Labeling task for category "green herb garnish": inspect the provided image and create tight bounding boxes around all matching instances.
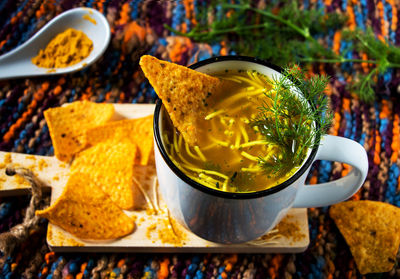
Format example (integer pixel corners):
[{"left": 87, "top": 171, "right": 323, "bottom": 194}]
[
  {"left": 230, "top": 171, "right": 255, "bottom": 192},
  {"left": 165, "top": 0, "right": 400, "bottom": 102},
  {"left": 250, "top": 66, "right": 333, "bottom": 177},
  {"left": 204, "top": 161, "right": 221, "bottom": 172}
]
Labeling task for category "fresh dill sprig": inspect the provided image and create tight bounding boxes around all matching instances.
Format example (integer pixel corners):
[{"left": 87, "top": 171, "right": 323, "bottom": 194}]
[
  {"left": 164, "top": 0, "right": 344, "bottom": 66},
  {"left": 250, "top": 66, "right": 332, "bottom": 177},
  {"left": 165, "top": 0, "right": 400, "bottom": 102},
  {"left": 341, "top": 27, "right": 400, "bottom": 102}
]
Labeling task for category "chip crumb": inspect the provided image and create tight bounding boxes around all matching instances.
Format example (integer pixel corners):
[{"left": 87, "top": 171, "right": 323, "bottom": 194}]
[
  {"left": 25, "top": 155, "right": 36, "bottom": 160},
  {"left": 66, "top": 238, "right": 85, "bottom": 247},
  {"left": 146, "top": 223, "right": 157, "bottom": 239},
  {"left": 145, "top": 215, "right": 187, "bottom": 246},
  {"left": 0, "top": 163, "right": 5, "bottom": 169},
  {"left": 53, "top": 175, "right": 60, "bottom": 181},
  {"left": 260, "top": 215, "right": 305, "bottom": 243},
  {"left": 27, "top": 164, "right": 36, "bottom": 171},
  {"left": 4, "top": 153, "right": 12, "bottom": 164},
  {"left": 146, "top": 208, "right": 157, "bottom": 215},
  {"left": 159, "top": 216, "right": 186, "bottom": 246},
  {"left": 38, "top": 159, "right": 48, "bottom": 171},
  {"left": 49, "top": 229, "right": 84, "bottom": 247},
  {"left": 14, "top": 174, "right": 30, "bottom": 187},
  {"left": 47, "top": 225, "right": 53, "bottom": 240},
  {"left": 55, "top": 230, "right": 66, "bottom": 244},
  {"left": 275, "top": 218, "right": 304, "bottom": 242}
]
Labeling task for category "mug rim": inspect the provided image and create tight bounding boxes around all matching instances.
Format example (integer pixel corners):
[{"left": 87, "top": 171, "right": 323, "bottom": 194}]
[{"left": 153, "top": 55, "right": 320, "bottom": 199}]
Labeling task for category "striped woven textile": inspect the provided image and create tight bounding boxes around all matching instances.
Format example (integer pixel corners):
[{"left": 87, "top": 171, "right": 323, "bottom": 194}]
[{"left": 0, "top": 1, "right": 400, "bottom": 278}]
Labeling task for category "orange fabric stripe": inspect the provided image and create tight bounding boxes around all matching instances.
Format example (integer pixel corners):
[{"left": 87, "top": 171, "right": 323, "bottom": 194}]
[
  {"left": 374, "top": 131, "right": 381, "bottom": 165},
  {"left": 391, "top": 114, "right": 399, "bottom": 162},
  {"left": 333, "top": 112, "right": 341, "bottom": 136},
  {"left": 333, "top": 31, "right": 341, "bottom": 55},
  {"left": 3, "top": 82, "right": 50, "bottom": 142},
  {"left": 379, "top": 100, "right": 390, "bottom": 119},
  {"left": 347, "top": 5, "right": 356, "bottom": 31},
  {"left": 377, "top": 1, "right": 387, "bottom": 40}
]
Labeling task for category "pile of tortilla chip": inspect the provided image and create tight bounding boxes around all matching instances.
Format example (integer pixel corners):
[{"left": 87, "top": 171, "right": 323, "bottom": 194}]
[
  {"left": 140, "top": 55, "right": 221, "bottom": 146},
  {"left": 37, "top": 101, "right": 154, "bottom": 240},
  {"left": 330, "top": 200, "right": 400, "bottom": 274}
]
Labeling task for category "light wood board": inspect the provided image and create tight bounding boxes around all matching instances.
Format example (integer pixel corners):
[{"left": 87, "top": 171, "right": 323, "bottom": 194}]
[{"left": 0, "top": 104, "right": 309, "bottom": 253}]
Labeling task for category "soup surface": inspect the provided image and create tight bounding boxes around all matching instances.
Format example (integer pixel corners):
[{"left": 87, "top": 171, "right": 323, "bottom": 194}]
[{"left": 162, "top": 69, "right": 303, "bottom": 193}]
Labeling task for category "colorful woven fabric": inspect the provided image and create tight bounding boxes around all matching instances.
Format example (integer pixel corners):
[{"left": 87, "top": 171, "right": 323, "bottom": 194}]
[{"left": 1, "top": 0, "right": 400, "bottom": 278}]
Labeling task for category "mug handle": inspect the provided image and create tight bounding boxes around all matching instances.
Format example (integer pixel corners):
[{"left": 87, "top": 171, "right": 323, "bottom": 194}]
[{"left": 293, "top": 135, "right": 369, "bottom": 208}]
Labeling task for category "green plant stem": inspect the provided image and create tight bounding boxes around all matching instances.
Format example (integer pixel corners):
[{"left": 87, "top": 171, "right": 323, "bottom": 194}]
[
  {"left": 300, "top": 57, "right": 400, "bottom": 70},
  {"left": 299, "top": 57, "right": 377, "bottom": 64},
  {"left": 164, "top": 23, "right": 274, "bottom": 39},
  {"left": 354, "top": 33, "right": 382, "bottom": 58},
  {"left": 273, "top": 90, "right": 284, "bottom": 146},
  {"left": 221, "top": 3, "right": 312, "bottom": 40},
  {"left": 163, "top": 24, "right": 190, "bottom": 37},
  {"left": 361, "top": 68, "right": 378, "bottom": 90}
]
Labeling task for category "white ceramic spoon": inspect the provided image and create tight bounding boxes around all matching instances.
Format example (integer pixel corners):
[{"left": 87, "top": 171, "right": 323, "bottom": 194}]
[{"left": 0, "top": 7, "right": 110, "bottom": 79}]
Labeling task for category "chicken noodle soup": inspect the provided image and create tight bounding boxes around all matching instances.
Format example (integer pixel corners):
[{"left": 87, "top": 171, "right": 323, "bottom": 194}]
[{"left": 161, "top": 69, "right": 306, "bottom": 193}]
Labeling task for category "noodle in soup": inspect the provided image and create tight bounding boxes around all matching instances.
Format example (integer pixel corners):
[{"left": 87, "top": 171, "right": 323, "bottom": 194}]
[{"left": 161, "top": 69, "right": 303, "bottom": 193}]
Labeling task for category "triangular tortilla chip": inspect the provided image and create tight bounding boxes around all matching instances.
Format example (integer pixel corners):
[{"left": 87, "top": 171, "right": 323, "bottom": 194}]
[
  {"left": 86, "top": 115, "right": 153, "bottom": 165},
  {"left": 36, "top": 173, "right": 135, "bottom": 240},
  {"left": 70, "top": 139, "right": 138, "bottom": 210},
  {"left": 330, "top": 200, "right": 400, "bottom": 274},
  {"left": 139, "top": 55, "right": 220, "bottom": 146},
  {"left": 44, "top": 101, "right": 114, "bottom": 162}
]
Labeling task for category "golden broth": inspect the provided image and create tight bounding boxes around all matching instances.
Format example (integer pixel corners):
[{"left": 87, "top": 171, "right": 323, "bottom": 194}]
[{"left": 162, "top": 69, "right": 301, "bottom": 193}]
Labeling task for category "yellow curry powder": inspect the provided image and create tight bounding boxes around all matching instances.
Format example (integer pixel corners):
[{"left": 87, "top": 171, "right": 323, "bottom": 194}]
[
  {"left": 83, "top": 14, "right": 97, "bottom": 25},
  {"left": 32, "top": 28, "right": 93, "bottom": 68}
]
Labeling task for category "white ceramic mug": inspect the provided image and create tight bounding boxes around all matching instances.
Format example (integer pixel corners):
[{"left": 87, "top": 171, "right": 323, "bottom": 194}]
[{"left": 153, "top": 56, "right": 368, "bottom": 244}]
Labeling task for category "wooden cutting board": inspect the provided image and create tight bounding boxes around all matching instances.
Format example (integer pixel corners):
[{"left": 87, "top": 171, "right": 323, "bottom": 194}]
[{"left": 0, "top": 104, "right": 309, "bottom": 253}]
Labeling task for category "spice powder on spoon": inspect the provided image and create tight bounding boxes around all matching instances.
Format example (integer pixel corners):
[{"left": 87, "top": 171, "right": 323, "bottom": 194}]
[{"left": 32, "top": 28, "right": 93, "bottom": 69}]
